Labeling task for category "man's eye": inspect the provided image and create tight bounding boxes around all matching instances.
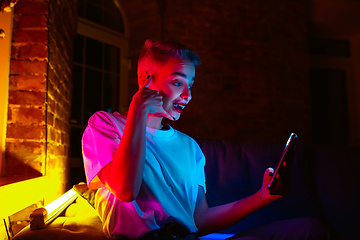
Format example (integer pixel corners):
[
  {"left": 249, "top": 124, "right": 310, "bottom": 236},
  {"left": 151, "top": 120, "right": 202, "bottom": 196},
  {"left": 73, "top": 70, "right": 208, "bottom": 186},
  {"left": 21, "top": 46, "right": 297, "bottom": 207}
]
[
  {"left": 189, "top": 85, "right": 194, "bottom": 90},
  {"left": 172, "top": 81, "right": 182, "bottom": 87}
]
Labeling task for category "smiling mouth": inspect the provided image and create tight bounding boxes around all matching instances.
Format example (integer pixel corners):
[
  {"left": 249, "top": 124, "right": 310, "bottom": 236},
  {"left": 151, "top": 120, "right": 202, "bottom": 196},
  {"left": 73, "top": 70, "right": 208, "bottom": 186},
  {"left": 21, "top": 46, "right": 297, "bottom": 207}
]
[{"left": 173, "top": 103, "right": 185, "bottom": 113}]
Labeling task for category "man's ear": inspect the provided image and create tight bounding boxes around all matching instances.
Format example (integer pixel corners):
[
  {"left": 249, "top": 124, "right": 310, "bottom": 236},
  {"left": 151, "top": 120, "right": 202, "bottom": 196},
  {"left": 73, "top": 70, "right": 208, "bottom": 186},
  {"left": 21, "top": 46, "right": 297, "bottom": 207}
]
[{"left": 139, "top": 71, "right": 149, "bottom": 88}]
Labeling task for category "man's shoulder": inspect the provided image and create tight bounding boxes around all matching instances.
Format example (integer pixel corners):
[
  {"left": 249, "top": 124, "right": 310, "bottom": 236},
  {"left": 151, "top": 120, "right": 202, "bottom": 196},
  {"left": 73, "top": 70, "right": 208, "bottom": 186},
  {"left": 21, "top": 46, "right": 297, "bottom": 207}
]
[{"left": 89, "top": 111, "right": 126, "bottom": 125}]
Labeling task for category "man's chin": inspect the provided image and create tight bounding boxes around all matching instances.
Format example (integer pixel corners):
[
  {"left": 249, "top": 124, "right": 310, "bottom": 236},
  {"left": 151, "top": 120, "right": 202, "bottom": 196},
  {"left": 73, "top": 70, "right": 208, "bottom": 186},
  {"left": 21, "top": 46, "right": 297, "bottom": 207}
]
[
  {"left": 164, "top": 111, "right": 180, "bottom": 121},
  {"left": 165, "top": 114, "right": 180, "bottom": 121}
]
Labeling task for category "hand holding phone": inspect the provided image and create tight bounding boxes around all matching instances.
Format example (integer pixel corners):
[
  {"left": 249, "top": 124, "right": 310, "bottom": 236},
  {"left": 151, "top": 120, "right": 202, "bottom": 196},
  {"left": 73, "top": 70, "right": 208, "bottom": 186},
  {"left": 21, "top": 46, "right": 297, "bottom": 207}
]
[{"left": 267, "top": 133, "right": 298, "bottom": 195}]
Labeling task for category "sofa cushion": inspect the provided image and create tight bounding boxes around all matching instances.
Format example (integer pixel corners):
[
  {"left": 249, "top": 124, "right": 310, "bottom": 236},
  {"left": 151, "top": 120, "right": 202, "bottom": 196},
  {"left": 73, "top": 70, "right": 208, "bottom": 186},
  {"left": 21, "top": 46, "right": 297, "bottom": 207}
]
[{"left": 197, "top": 139, "right": 322, "bottom": 234}]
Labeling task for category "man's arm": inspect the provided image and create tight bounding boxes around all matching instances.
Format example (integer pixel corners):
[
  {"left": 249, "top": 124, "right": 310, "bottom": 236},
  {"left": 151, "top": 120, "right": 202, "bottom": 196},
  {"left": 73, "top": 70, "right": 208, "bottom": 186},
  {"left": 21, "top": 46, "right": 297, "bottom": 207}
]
[
  {"left": 97, "top": 105, "right": 148, "bottom": 202},
  {"left": 97, "top": 76, "right": 167, "bottom": 202},
  {"left": 194, "top": 168, "right": 282, "bottom": 236}
]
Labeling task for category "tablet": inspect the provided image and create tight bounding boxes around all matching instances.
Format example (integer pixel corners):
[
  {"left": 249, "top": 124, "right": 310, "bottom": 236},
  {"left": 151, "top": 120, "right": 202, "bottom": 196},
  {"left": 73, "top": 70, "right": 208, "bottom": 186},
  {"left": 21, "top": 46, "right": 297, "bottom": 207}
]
[{"left": 267, "top": 133, "right": 298, "bottom": 195}]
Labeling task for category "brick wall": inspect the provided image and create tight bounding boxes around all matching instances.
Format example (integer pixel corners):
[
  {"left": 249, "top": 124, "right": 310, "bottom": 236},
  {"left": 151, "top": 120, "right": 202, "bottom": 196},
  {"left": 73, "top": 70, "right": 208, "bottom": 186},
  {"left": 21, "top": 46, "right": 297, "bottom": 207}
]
[
  {"left": 46, "top": 0, "right": 77, "bottom": 196},
  {"left": 124, "top": 0, "right": 311, "bottom": 142},
  {"left": 5, "top": 0, "right": 49, "bottom": 178},
  {"left": 4, "top": 0, "right": 77, "bottom": 199}
]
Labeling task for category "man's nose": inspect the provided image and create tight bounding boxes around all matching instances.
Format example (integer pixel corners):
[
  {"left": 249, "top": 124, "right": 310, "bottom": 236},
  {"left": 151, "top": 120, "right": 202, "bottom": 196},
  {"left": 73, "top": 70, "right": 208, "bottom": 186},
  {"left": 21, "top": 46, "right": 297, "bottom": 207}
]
[{"left": 180, "top": 88, "right": 192, "bottom": 101}]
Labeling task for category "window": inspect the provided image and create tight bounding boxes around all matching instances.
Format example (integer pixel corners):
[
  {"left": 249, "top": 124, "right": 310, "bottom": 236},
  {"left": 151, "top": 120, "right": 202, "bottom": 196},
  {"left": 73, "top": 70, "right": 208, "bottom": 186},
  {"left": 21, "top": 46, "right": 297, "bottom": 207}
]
[
  {"left": 78, "top": 0, "right": 125, "bottom": 34},
  {"left": 71, "top": 36, "right": 121, "bottom": 158},
  {"left": 69, "top": 0, "right": 129, "bottom": 185}
]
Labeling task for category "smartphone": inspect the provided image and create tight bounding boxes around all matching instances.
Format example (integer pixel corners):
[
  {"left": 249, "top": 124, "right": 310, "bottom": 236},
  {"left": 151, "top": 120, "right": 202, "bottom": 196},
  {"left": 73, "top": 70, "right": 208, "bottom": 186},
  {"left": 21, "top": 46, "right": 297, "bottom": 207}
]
[{"left": 267, "top": 133, "right": 298, "bottom": 195}]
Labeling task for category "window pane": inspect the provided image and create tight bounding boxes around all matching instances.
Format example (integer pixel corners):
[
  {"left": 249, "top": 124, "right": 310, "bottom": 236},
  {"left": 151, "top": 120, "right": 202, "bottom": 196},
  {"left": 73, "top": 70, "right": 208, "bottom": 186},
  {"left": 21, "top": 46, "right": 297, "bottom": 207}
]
[
  {"left": 71, "top": 65, "right": 83, "bottom": 124},
  {"left": 78, "top": 0, "right": 85, "bottom": 18},
  {"left": 84, "top": 68, "right": 102, "bottom": 122},
  {"left": 85, "top": 37, "right": 103, "bottom": 69},
  {"left": 73, "top": 35, "right": 84, "bottom": 64},
  {"left": 104, "top": 73, "right": 119, "bottom": 113},
  {"left": 85, "top": 1, "right": 102, "bottom": 25},
  {"left": 104, "top": 44, "right": 120, "bottom": 73},
  {"left": 103, "top": 0, "right": 118, "bottom": 13},
  {"left": 103, "top": 10, "right": 125, "bottom": 33},
  {"left": 78, "top": 0, "right": 125, "bottom": 34}
]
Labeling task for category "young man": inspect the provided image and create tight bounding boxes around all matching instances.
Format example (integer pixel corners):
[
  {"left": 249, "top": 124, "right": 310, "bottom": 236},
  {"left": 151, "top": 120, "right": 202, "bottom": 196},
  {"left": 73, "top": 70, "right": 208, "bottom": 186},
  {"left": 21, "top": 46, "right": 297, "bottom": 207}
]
[{"left": 82, "top": 40, "right": 336, "bottom": 240}]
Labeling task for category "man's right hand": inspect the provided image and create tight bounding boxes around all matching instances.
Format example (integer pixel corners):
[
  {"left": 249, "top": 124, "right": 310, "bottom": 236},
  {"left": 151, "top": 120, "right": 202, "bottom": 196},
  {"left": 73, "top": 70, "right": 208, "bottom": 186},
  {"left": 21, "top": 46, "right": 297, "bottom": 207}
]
[{"left": 130, "top": 75, "right": 173, "bottom": 120}]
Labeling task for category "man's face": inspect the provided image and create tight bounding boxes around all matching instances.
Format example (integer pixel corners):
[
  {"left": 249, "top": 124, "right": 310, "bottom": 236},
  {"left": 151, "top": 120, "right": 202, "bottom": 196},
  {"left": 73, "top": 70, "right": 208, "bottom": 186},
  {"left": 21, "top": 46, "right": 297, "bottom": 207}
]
[{"left": 150, "top": 58, "right": 195, "bottom": 121}]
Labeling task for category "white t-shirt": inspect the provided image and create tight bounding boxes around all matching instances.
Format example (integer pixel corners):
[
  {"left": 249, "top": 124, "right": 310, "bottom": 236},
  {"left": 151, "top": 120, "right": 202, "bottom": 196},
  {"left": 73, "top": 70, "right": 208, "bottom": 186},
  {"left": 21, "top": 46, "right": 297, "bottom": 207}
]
[{"left": 82, "top": 111, "right": 206, "bottom": 239}]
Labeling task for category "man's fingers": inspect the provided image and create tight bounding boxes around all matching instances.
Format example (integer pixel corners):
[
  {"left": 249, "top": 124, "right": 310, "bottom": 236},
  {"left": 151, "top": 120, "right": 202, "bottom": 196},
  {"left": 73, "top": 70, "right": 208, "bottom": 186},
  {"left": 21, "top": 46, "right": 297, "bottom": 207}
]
[
  {"left": 266, "top": 167, "right": 274, "bottom": 177},
  {"left": 142, "top": 90, "right": 161, "bottom": 99},
  {"left": 148, "top": 109, "right": 174, "bottom": 120},
  {"left": 150, "top": 105, "right": 174, "bottom": 120},
  {"left": 263, "top": 167, "right": 274, "bottom": 185},
  {"left": 160, "top": 108, "right": 175, "bottom": 120},
  {"left": 143, "top": 74, "right": 151, "bottom": 88}
]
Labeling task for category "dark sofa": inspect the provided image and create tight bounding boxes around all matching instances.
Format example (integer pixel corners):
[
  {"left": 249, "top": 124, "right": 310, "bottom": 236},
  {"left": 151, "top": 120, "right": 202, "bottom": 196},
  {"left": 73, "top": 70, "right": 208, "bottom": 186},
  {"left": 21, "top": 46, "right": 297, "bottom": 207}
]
[
  {"left": 198, "top": 139, "right": 360, "bottom": 240},
  {"left": 13, "top": 139, "right": 360, "bottom": 240}
]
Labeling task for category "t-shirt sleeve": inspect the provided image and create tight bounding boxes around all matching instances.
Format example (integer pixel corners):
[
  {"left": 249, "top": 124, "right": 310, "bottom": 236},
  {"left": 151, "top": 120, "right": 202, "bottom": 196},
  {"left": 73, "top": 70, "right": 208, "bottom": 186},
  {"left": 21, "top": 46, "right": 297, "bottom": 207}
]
[
  {"left": 82, "top": 111, "right": 121, "bottom": 189},
  {"left": 195, "top": 141, "right": 206, "bottom": 193}
]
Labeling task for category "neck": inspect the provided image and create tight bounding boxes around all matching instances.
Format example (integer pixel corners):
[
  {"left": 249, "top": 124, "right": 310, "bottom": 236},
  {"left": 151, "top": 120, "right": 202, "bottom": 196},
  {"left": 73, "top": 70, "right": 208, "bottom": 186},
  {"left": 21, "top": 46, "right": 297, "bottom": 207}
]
[{"left": 146, "top": 115, "right": 163, "bottom": 129}]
